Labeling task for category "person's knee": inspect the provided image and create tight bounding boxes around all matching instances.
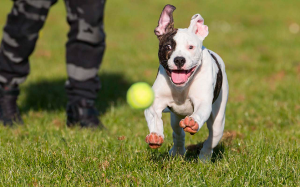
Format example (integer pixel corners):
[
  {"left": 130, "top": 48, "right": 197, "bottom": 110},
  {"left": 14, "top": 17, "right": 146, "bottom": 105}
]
[{"left": 77, "top": 20, "right": 105, "bottom": 45}]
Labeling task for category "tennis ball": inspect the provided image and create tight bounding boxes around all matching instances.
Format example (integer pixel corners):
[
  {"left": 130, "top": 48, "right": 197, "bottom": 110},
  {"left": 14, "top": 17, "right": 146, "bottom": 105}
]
[{"left": 127, "top": 82, "right": 154, "bottom": 110}]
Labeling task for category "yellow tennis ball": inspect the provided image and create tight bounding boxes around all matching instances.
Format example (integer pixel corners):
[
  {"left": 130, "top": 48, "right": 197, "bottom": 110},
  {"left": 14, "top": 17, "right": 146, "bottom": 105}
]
[{"left": 127, "top": 82, "right": 154, "bottom": 110}]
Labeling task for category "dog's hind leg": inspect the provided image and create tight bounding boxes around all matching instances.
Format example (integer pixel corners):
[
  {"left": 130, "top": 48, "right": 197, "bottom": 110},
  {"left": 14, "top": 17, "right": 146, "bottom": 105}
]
[
  {"left": 200, "top": 83, "right": 228, "bottom": 162},
  {"left": 200, "top": 113, "right": 225, "bottom": 162},
  {"left": 169, "top": 112, "right": 186, "bottom": 156}
]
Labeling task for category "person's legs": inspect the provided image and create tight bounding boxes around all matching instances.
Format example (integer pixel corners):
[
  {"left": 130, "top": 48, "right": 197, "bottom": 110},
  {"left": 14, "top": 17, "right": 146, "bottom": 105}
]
[
  {"left": 64, "top": 0, "right": 106, "bottom": 128},
  {"left": 0, "top": 0, "right": 57, "bottom": 125}
]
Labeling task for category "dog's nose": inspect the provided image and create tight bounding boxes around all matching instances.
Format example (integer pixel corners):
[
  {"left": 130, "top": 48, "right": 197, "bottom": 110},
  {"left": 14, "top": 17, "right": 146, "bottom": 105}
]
[{"left": 174, "top": 57, "right": 186, "bottom": 69}]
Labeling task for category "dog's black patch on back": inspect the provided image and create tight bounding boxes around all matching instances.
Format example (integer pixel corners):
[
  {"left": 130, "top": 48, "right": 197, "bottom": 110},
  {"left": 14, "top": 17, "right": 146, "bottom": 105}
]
[
  {"left": 209, "top": 51, "right": 223, "bottom": 104},
  {"left": 157, "top": 29, "right": 177, "bottom": 70}
]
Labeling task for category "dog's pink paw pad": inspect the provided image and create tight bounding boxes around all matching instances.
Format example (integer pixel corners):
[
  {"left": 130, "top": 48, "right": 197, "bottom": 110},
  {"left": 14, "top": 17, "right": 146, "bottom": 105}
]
[
  {"left": 179, "top": 116, "right": 199, "bottom": 135},
  {"left": 145, "top": 133, "right": 164, "bottom": 149}
]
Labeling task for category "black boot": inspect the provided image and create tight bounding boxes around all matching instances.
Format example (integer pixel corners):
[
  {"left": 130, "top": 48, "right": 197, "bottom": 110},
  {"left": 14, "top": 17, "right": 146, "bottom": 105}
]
[
  {"left": 66, "top": 98, "right": 105, "bottom": 129},
  {"left": 0, "top": 84, "right": 23, "bottom": 126}
]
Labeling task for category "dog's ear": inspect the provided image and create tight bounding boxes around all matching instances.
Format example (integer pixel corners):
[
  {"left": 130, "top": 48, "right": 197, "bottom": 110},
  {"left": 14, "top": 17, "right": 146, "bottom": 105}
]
[
  {"left": 188, "top": 14, "right": 209, "bottom": 40},
  {"left": 154, "top": 4, "right": 176, "bottom": 38}
]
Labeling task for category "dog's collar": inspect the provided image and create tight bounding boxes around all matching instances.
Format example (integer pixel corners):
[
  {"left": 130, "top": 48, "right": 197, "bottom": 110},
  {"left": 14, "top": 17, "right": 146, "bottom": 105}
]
[{"left": 208, "top": 50, "right": 223, "bottom": 104}]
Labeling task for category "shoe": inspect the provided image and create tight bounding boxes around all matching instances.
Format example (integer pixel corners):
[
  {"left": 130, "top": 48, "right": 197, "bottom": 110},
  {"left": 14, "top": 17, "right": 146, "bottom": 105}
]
[
  {"left": 66, "top": 98, "right": 105, "bottom": 128},
  {"left": 0, "top": 84, "right": 23, "bottom": 126}
]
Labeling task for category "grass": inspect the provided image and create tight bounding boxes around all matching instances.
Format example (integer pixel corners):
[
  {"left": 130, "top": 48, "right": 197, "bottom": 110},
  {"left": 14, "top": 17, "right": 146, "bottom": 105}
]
[{"left": 0, "top": 0, "right": 300, "bottom": 186}]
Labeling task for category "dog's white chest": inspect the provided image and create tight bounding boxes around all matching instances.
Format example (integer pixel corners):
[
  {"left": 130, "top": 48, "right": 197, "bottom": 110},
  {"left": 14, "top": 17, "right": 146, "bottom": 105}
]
[{"left": 168, "top": 99, "right": 194, "bottom": 116}]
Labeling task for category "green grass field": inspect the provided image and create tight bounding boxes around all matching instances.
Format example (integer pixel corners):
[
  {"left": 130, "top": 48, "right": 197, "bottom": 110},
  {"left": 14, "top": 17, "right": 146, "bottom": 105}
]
[{"left": 0, "top": 0, "right": 300, "bottom": 186}]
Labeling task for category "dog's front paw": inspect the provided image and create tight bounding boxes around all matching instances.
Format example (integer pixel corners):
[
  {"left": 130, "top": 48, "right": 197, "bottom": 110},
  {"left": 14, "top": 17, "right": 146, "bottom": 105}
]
[
  {"left": 179, "top": 116, "right": 199, "bottom": 135},
  {"left": 145, "top": 133, "right": 164, "bottom": 149}
]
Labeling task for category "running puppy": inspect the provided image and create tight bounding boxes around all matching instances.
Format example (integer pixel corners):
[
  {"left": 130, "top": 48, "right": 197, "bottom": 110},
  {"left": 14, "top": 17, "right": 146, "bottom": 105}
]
[{"left": 144, "top": 4, "right": 229, "bottom": 162}]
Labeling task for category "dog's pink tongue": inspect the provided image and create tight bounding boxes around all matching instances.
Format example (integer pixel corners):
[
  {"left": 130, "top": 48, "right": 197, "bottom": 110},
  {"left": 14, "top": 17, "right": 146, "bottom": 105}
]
[{"left": 171, "top": 71, "right": 189, "bottom": 84}]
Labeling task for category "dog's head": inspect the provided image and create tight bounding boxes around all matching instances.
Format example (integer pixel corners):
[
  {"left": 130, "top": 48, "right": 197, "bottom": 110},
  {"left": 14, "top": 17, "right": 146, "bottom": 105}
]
[{"left": 155, "top": 5, "right": 209, "bottom": 87}]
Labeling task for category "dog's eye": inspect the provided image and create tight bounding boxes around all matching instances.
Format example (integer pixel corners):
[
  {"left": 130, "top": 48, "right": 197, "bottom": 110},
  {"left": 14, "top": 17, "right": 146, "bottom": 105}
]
[
  {"left": 189, "top": 45, "right": 194, "bottom": 50},
  {"left": 165, "top": 44, "right": 172, "bottom": 50}
]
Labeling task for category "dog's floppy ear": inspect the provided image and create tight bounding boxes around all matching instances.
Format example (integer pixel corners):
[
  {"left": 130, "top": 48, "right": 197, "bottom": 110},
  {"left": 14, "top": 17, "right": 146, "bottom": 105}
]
[
  {"left": 154, "top": 4, "right": 176, "bottom": 38},
  {"left": 188, "top": 14, "right": 209, "bottom": 40}
]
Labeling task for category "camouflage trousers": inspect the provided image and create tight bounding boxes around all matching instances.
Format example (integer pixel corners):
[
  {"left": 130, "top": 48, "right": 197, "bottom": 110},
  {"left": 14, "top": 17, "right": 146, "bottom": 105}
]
[{"left": 0, "top": 0, "right": 106, "bottom": 101}]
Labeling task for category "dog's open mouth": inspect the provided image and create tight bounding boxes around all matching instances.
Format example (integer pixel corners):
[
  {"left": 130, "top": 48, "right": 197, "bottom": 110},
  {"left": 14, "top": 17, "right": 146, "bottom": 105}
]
[{"left": 165, "top": 66, "right": 197, "bottom": 85}]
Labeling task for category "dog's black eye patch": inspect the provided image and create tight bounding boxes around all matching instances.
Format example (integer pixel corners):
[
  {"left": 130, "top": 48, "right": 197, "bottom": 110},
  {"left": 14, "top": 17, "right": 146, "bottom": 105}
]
[{"left": 158, "top": 30, "right": 177, "bottom": 69}]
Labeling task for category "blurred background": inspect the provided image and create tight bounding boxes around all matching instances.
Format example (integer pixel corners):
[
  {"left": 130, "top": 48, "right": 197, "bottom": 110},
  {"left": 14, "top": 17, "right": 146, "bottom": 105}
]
[{"left": 0, "top": 0, "right": 299, "bottom": 185}]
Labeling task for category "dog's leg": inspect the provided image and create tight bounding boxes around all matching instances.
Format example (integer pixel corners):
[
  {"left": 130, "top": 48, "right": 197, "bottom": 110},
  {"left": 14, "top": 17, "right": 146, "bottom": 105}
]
[
  {"left": 200, "top": 113, "right": 225, "bottom": 162},
  {"left": 179, "top": 98, "right": 212, "bottom": 135},
  {"left": 169, "top": 112, "right": 186, "bottom": 156},
  {"left": 200, "top": 81, "right": 228, "bottom": 162},
  {"left": 144, "top": 101, "right": 167, "bottom": 149}
]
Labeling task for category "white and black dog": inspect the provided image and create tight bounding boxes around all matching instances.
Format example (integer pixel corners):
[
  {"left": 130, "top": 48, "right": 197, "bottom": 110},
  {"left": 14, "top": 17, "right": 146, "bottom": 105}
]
[{"left": 144, "top": 4, "right": 229, "bottom": 162}]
